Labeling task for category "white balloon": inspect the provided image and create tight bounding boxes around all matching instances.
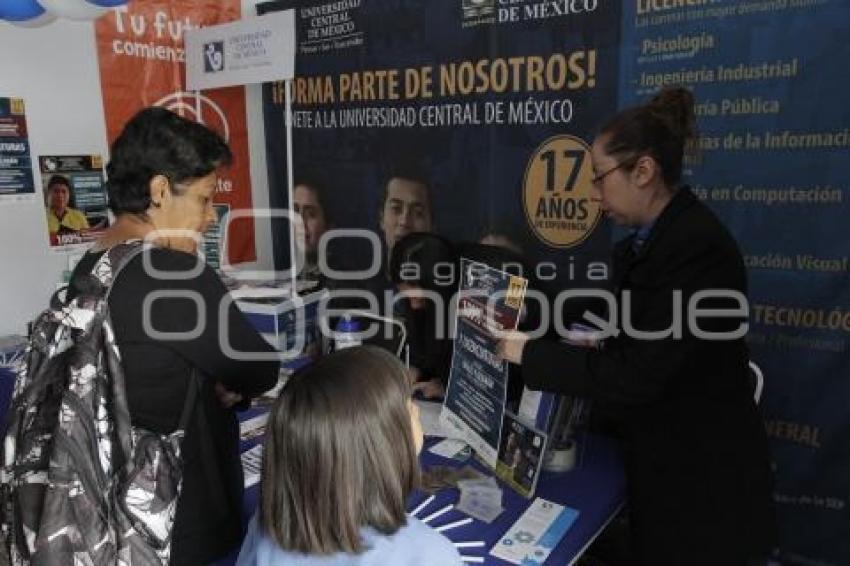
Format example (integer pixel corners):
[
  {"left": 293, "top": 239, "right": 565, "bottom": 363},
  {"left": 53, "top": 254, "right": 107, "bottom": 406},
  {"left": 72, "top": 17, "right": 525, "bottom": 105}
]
[
  {"left": 38, "top": 0, "right": 109, "bottom": 21},
  {"left": 8, "top": 11, "right": 57, "bottom": 27}
]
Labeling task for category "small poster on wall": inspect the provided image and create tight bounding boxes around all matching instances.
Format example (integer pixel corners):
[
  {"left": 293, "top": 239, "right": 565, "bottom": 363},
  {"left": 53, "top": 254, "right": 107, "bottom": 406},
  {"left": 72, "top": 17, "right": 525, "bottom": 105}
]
[
  {"left": 0, "top": 97, "right": 35, "bottom": 203},
  {"left": 39, "top": 155, "right": 109, "bottom": 248}
]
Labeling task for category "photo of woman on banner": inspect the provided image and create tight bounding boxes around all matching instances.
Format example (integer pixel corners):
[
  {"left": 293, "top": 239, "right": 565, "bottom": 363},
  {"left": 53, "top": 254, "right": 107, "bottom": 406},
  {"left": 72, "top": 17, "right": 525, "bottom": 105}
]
[
  {"left": 496, "top": 86, "right": 777, "bottom": 565},
  {"left": 44, "top": 174, "right": 89, "bottom": 239}
]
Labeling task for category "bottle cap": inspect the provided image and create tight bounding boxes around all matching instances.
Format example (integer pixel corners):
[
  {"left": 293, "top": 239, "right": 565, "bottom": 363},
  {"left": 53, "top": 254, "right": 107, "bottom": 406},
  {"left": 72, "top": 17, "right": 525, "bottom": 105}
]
[{"left": 336, "top": 315, "right": 361, "bottom": 332}]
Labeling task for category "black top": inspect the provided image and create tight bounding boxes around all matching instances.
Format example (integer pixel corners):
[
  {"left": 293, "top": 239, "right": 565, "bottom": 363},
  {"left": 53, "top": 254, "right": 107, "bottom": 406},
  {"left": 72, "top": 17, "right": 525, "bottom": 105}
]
[
  {"left": 521, "top": 188, "right": 776, "bottom": 564},
  {"left": 71, "top": 247, "right": 279, "bottom": 565}
]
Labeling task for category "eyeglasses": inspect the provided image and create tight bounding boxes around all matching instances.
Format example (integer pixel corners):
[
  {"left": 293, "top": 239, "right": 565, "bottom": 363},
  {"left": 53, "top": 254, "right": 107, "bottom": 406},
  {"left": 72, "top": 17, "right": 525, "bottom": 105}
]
[{"left": 590, "top": 156, "right": 639, "bottom": 186}]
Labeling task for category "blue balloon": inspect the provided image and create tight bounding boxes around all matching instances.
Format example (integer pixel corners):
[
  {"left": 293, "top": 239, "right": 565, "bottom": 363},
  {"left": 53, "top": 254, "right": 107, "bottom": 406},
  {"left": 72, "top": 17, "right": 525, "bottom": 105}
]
[
  {"left": 0, "top": 0, "right": 46, "bottom": 21},
  {"left": 86, "top": 0, "right": 131, "bottom": 6}
]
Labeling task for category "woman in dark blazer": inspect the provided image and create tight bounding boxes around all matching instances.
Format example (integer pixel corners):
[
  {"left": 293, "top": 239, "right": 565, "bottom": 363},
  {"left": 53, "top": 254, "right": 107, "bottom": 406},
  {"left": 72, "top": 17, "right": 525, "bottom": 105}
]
[{"left": 498, "top": 87, "right": 776, "bottom": 565}]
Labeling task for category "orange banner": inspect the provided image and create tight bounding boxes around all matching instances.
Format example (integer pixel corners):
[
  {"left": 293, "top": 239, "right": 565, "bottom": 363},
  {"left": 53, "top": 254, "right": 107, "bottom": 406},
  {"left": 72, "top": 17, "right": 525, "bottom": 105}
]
[{"left": 95, "top": 0, "right": 256, "bottom": 264}]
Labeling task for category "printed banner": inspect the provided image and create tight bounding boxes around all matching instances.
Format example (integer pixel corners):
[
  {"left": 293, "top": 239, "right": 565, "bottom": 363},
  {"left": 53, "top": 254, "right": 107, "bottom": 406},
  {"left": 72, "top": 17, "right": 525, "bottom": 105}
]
[
  {"left": 259, "top": 0, "right": 621, "bottom": 289},
  {"left": 441, "top": 259, "right": 527, "bottom": 467},
  {"left": 39, "top": 155, "right": 109, "bottom": 248},
  {"left": 0, "top": 97, "right": 35, "bottom": 202},
  {"left": 94, "top": 0, "right": 256, "bottom": 264},
  {"left": 261, "top": 0, "right": 849, "bottom": 560},
  {"left": 619, "top": 2, "right": 850, "bottom": 564}
]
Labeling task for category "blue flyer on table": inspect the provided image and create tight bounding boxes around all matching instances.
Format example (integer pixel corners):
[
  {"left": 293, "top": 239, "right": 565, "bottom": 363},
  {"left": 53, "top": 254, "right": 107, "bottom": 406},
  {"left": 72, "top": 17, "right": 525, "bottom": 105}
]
[{"left": 441, "top": 258, "right": 527, "bottom": 468}]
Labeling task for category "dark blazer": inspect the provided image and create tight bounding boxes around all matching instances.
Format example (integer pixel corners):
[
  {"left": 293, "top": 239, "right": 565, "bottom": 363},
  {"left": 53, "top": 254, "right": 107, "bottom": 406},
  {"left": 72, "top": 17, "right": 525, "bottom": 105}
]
[{"left": 522, "top": 187, "right": 776, "bottom": 565}]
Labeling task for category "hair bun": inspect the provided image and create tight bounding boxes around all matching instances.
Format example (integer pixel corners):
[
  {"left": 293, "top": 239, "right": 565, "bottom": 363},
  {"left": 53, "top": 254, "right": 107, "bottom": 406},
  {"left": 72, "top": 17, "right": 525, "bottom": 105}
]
[{"left": 649, "top": 86, "right": 697, "bottom": 143}]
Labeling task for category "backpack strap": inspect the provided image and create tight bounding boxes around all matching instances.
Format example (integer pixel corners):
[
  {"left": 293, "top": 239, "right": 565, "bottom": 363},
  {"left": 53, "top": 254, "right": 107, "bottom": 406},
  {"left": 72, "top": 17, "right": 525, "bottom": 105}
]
[
  {"left": 87, "top": 240, "right": 152, "bottom": 469},
  {"left": 92, "top": 239, "right": 148, "bottom": 297}
]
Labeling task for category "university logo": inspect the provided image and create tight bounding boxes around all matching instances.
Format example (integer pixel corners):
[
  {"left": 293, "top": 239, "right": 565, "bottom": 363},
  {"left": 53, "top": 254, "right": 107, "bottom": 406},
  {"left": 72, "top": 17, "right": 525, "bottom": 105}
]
[
  {"left": 462, "top": 0, "right": 495, "bottom": 26},
  {"left": 523, "top": 135, "right": 602, "bottom": 249},
  {"left": 203, "top": 41, "right": 225, "bottom": 73},
  {"left": 153, "top": 92, "right": 231, "bottom": 142}
]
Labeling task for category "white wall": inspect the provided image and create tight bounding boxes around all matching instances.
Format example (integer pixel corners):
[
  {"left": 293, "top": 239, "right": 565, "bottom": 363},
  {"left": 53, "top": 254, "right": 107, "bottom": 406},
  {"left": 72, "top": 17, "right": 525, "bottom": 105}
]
[
  {"left": 0, "top": 19, "right": 108, "bottom": 337},
  {"left": 0, "top": 9, "right": 276, "bottom": 337}
]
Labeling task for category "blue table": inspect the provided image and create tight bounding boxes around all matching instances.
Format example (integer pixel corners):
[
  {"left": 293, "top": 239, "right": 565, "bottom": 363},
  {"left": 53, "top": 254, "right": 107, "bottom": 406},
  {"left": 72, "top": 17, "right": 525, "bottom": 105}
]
[
  {"left": 0, "top": 345, "right": 626, "bottom": 565},
  {"left": 238, "top": 409, "right": 625, "bottom": 566}
]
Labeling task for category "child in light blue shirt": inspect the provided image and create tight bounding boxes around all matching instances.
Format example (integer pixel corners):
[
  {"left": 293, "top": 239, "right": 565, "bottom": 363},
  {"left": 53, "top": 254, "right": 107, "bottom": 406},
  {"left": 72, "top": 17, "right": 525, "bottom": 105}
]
[{"left": 237, "top": 346, "right": 462, "bottom": 566}]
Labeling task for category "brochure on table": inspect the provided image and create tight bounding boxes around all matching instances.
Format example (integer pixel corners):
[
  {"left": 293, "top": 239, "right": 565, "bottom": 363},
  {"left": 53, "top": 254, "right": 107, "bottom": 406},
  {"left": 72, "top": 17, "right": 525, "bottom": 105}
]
[
  {"left": 490, "top": 497, "right": 580, "bottom": 565},
  {"left": 441, "top": 258, "right": 527, "bottom": 468}
]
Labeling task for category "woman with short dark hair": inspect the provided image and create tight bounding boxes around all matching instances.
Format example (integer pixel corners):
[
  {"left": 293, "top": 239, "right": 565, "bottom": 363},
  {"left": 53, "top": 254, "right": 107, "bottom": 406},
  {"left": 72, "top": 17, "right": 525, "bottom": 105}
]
[
  {"left": 238, "top": 346, "right": 462, "bottom": 565},
  {"left": 69, "top": 107, "right": 279, "bottom": 564}
]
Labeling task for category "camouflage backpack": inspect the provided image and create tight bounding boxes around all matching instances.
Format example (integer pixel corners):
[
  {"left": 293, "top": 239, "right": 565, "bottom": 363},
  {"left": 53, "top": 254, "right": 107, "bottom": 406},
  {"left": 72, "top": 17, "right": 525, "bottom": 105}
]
[{"left": 1, "top": 241, "right": 198, "bottom": 565}]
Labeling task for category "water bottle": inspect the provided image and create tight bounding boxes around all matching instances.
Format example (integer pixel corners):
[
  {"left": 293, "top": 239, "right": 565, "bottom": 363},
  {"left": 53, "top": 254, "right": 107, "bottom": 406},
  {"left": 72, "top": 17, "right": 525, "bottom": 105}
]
[{"left": 334, "top": 315, "right": 362, "bottom": 351}]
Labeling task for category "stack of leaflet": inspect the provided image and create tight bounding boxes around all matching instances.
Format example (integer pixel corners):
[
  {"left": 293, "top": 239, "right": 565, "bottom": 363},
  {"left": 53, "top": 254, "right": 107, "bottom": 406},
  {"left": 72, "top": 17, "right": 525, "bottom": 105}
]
[
  {"left": 239, "top": 412, "right": 269, "bottom": 442},
  {"left": 455, "top": 477, "right": 503, "bottom": 523},
  {"left": 490, "top": 498, "right": 580, "bottom": 565}
]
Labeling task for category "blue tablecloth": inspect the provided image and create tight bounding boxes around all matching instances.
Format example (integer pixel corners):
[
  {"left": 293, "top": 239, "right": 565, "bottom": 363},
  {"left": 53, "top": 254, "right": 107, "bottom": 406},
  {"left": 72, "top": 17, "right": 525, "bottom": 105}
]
[
  {"left": 238, "top": 409, "right": 625, "bottom": 566},
  {"left": 411, "top": 434, "right": 626, "bottom": 565},
  {"left": 0, "top": 341, "right": 626, "bottom": 565}
]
